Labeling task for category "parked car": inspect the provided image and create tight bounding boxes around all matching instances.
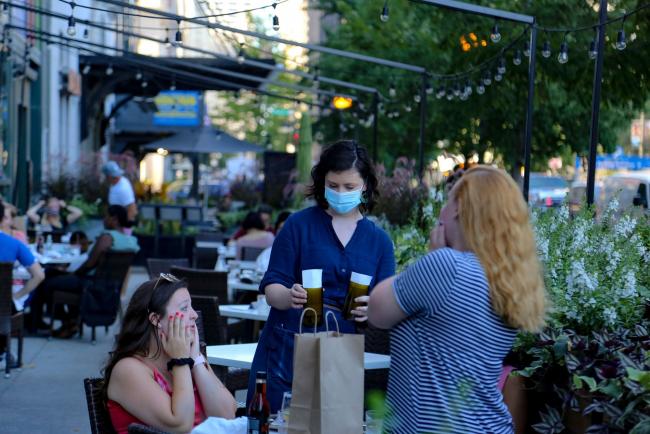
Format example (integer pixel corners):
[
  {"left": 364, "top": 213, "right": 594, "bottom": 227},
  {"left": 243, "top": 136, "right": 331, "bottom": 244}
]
[
  {"left": 598, "top": 171, "right": 650, "bottom": 218},
  {"left": 528, "top": 174, "right": 569, "bottom": 208}
]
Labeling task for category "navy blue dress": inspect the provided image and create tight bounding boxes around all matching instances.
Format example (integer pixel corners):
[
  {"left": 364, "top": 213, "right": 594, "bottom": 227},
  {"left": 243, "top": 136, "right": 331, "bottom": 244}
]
[{"left": 246, "top": 206, "right": 396, "bottom": 412}]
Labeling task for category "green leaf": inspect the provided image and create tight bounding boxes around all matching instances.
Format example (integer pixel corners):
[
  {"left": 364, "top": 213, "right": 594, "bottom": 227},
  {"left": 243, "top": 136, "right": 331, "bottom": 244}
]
[
  {"left": 579, "top": 375, "right": 597, "bottom": 392},
  {"left": 572, "top": 374, "right": 583, "bottom": 390},
  {"left": 627, "top": 368, "right": 650, "bottom": 391},
  {"left": 597, "top": 380, "right": 623, "bottom": 399},
  {"left": 630, "top": 418, "right": 650, "bottom": 434}
]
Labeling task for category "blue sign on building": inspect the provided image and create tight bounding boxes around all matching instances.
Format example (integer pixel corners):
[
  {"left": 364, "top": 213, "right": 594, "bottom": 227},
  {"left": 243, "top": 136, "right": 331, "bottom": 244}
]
[
  {"left": 153, "top": 91, "right": 201, "bottom": 127},
  {"left": 576, "top": 154, "right": 650, "bottom": 171}
]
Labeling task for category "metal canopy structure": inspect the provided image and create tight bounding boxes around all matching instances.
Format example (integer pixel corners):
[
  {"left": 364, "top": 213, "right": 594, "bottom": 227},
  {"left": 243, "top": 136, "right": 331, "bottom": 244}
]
[{"left": 141, "top": 127, "right": 265, "bottom": 155}]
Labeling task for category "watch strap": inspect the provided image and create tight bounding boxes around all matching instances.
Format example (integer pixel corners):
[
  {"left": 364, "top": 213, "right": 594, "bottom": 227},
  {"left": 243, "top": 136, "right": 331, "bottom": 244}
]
[{"left": 167, "top": 357, "right": 194, "bottom": 371}]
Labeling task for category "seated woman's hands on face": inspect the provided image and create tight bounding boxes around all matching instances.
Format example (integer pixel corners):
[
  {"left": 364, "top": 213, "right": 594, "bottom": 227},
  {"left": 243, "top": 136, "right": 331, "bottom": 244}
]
[{"left": 160, "top": 312, "right": 192, "bottom": 360}]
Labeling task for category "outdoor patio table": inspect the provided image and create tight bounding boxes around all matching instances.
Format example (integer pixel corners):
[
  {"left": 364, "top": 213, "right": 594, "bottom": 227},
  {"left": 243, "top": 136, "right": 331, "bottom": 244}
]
[
  {"left": 206, "top": 343, "right": 391, "bottom": 370},
  {"left": 28, "top": 243, "right": 82, "bottom": 265},
  {"left": 219, "top": 304, "right": 270, "bottom": 322}
]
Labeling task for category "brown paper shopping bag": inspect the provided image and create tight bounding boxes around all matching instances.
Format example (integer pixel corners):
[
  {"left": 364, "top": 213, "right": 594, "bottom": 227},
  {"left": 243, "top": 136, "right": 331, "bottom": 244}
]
[{"left": 289, "top": 309, "right": 364, "bottom": 434}]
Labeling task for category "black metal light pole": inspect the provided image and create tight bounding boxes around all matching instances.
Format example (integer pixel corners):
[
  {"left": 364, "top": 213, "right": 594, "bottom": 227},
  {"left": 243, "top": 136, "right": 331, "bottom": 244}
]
[
  {"left": 586, "top": 0, "right": 608, "bottom": 206},
  {"left": 522, "top": 26, "right": 537, "bottom": 202}
]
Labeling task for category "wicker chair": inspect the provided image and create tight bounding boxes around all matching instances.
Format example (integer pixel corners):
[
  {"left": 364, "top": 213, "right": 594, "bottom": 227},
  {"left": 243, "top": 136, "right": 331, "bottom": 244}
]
[
  {"left": 240, "top": 246, "right": 265, "bottom": 261},
  {"left": 192, "top": 247, "right": 219, "bottom": 269},
  {"left": 51, "top": 251, "right": 135, "bottom": 343},
  {"left": 0, "top": 262, "right": 24, "bottom": 378},
  {"left": 127, "top": 424, "right": 171, "bottom": 434},
  {"left": 191, "top": 295, "right": 226, "bottom": 345},
  {"left": 83, "top": 377, "right": 116, "bottom": 434},
  {"left": 195, "top": 232, "right": 225, "bottom": 243},
  {"left": 169, "top": 266, "right": 228, "bottom": 301},
  {"left": 146, "top": 258, "right": 189, "bottom": 280},
  {"left": 361, "top": 325, "right": 391, "bottom": 393}
]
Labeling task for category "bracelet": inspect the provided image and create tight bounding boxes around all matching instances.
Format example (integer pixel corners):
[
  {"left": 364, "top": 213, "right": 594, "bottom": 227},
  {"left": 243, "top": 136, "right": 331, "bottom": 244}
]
[
  {"left": 167, "top": 357, "right": 194, "bottom": 371},
  {"left": 193, "top": 354, "right": 206, "bottom": 368}
]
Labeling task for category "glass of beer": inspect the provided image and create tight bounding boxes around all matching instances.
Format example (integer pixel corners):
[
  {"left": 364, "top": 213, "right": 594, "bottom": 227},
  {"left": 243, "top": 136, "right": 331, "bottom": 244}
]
[
  {"left": 302, "top": 269, "right": 323, "bottom": 327},
  {"left": 343, "top": 272, "right": 373, "bottom": 320}
]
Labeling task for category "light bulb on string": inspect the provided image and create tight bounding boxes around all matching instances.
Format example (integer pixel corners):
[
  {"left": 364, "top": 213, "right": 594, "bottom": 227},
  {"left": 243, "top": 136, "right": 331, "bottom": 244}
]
[
  {"left": 414, "top": 93, "right": 421, "bottom": 103},
  {"left": 476, "top": 83, "right": 486, "bottom": 95},
  {"left": 616, "top": 28, "right": 627, "bottom": 50},
  {"left": 175, "top": 20, "right": 183, "bottom": 45},
  {"left": 494, "top": 72, "right": 503, "bottom": 82},
  {"left": 435, "top": 86, "right": 446, "bottom": 99},
  {"left": 380, "top": 0, "right": 389, "bottom": 22},
  {"left": 460, "top": 92, "right": 469, "bottom": 101},
  {"left": 165, "top": 28, "right": 171, "bottom": 48},
  {"left": 446, "top": 90, "right": 454, "bottom": 101},
  {"left": 497, "top": 57, "right": 506, "bottom": 74},
  {"left": 170, "top": 80, "right": 176, "bottom": 91},
  {"left": 523, "top": 40, "right": 531, "bottom": 58},
  {"left": 542, "top": 39, "right": 551, "bottom": 58},
  {"left": 67, "top": 15, "right": 77, "bottom": 37},
  {"left": 588, "top": 39, "right": 597, "bottom": 60},
  {"left": 141, "top": 80, "right": 148, "bottom": 88},
  {"left": 135, "top": 71, "right": 143, "bottom": 80},
  {"left": 106, "top": 64, "right": 113, "bottom": 76},
  {"left": 82, "top": 64, "right": 91, "bottom": 75},
  {"left": 388, "top": 81, "right": 396, "bottom": 98},
  {"left": 557, "top": 39, "right": 569, "bottom": 64},
  {"left": 83, "top": 28, "right": 89, "bottom": 39},
  {"left": 483, "top": 70, "right": 492, "bottom": 86},
  {"left": 513, "top": 49, "right": 522, "bottom": 65},
  {"left": 237, "top": 43, "right": 246, "bottom": 64},
  {"left": 490, "top": 23, "right": 501, "bottom": 43},
  {"left": 464, "top": 79, "right": 473, "bottom": 96},
  {"left": 425, "top": 81, "right": 433, "bottom": 95},
  {"left": 272, "top": 3, "right": 280, "bottom": 31},
  {"left": 404, "top": 105, "right": 412, "bottom": 112},
  {"left": 453, "top": 82, "right": 461, "bottom": 97}
]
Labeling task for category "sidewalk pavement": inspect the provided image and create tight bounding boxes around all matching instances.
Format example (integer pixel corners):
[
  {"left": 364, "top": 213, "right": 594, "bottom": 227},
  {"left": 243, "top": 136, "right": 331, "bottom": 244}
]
[{"left": 0, "top": 267, "right": 149, "bottom": 434}]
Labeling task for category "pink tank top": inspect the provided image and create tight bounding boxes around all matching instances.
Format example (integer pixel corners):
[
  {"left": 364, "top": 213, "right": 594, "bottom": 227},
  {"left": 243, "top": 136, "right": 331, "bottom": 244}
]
[{"left": 107, "top": 367, "right": 206, "bottom": 434}]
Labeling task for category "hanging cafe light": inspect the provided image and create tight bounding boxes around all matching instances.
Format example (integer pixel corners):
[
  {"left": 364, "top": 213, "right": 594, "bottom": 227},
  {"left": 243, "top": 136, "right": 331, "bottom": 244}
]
[
  {"left": 237, "top": 43, "right": 246, "bottom": 64},
  {"left": 490, "top": 23, "right": 501, "bottom": 43},
  {"left": 558, "top": 34, "right": 569, "bottom": 64},
  {"left": 380, "top": 0, "right": 389, "bottom": 22},
  {"left": 332, "top": 95, "right": 353, "bottom": 110},
  {"left": 272, "top": 3, "right": 280, "bottom": 31}
]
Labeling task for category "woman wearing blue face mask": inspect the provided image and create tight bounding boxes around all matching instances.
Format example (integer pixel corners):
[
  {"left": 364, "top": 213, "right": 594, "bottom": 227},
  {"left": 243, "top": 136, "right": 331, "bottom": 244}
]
[{"left": 247, "top": 140, "right": 396, "bottom": 412}]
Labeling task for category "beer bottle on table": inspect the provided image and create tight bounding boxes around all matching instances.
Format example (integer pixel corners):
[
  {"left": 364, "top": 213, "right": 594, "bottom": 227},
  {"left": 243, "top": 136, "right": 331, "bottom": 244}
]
[{"left": 248, "top": 371, "right": 270, "bottom": 434}]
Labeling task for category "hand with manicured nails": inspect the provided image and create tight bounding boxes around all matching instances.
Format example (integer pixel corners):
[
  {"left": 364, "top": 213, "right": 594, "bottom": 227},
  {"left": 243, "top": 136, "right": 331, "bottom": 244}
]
[
  {"left": 189, "top": 321, "right": 201, "bottom": 359},
  {"left": 160, "top": 312, "right": 192, "bottom": 359},
  {"left": 289, "top": 283, "right": 308, "bottom": 309},
  {"left": 350, "top": 295, "right": 369, "bottom": 322}
]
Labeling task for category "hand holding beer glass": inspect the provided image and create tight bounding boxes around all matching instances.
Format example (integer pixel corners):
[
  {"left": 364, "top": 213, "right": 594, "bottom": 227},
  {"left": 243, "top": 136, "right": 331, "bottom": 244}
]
[
  {"left": 343, "top": 272, "right": 373, "bottom": 322},
  {"left": 301, "top": 269, "right": 323, "bottom": 327}
]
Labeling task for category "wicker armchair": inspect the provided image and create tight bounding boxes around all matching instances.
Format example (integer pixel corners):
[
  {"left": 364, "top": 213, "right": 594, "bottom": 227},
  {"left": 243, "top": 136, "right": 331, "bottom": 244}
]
[
  {"left": 169, "top": 266, "right": 228, "bottom": 301},
  {"left": 146, "top": 258, "right": 189, "bottom": 280},
  {"left": 83, "top": 377, "right": 116, "bottom": 434},
  {"left": 0, "top": 262, "right": 24, "bottom": 378}
]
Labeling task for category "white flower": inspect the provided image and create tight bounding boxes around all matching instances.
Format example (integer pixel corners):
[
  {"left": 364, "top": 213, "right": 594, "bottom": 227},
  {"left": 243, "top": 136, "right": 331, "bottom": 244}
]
[
  {"left": 606, "top": 198, "right": 620, "bottom": 215},
  {"left": 558, "top": 205, "right": 569, "bottom": 223},
  {"left": 423, "top": 203, "right": 433, "bottom": 218},
  {"left": 603, "top": 307, "right": 618, "bottom": 325},
  {"left": 618, "top": 270, "right": 637, "bottom": 298},
  {"left": 435, "top": 190, "right": 444, "bottom": 203},
  {"left": 614, "top": 215, "right": 637, "bottom": 238}
]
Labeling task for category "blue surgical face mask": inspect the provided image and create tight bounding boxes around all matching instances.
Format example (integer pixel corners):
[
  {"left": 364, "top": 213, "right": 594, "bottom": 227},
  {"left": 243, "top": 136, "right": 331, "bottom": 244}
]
[{"left": 325, "top": 187, "right": 363, "bottom": 214}]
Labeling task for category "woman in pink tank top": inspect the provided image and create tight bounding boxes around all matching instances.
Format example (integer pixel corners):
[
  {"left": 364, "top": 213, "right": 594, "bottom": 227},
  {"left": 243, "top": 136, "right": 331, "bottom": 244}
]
[{"left": 102, "top": 275, "right": 237, "bottom": 433}]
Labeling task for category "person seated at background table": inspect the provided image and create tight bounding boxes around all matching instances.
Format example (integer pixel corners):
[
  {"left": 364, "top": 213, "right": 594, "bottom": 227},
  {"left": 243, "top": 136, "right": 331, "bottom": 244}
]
[
  {"left": 1, "top": 202, "right": 27, "bottom": 244},
  {"left": 0, "top": 202, "right": 45, "bottom": 366},
  {"left": 230, "top": 204, "right": 274, "bottom": 240},
  {"left": 232, "top": 211, "right": 275, "bottom": 260},
  {"left": 248, "top": 140, "right": 396, "bottom": 413},
  {"left": 28, "top": 205, "right": 139, "bottom": 337},
  {"left": 368, "top": 165, "right": 546, "bottom": 434},
  {"left": 256, "top": 211, "right": 292, "bottom": 273},
  {"left": 26, "top": 196, "right": 83, "bottom": 232},
  {"left": 103, "top": 274, "right": 236, "bottom": 434}
]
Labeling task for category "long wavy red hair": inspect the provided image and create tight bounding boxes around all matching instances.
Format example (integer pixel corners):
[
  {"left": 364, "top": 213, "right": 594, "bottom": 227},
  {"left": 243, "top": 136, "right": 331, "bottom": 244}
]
[{"left": 453, "top": 166, "right": 547, "bottom": 332}]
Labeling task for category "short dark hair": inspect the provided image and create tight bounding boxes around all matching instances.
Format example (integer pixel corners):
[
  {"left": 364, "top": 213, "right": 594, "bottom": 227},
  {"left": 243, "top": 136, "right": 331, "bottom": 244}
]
[
  {"left": 257, "top": 204, "right": 273, "bottom": 216},
  {"left": 107, "top": 205, "right": 129, "bottom": 228},
  {"left": 307, "top": 140, "right": 378, "bottom": 212},
  {"left": 242, "top": 211, "right": 265, "bottom": 231},
  {"left": 70, "top": 231, "right": 88, "bottom": 244}
]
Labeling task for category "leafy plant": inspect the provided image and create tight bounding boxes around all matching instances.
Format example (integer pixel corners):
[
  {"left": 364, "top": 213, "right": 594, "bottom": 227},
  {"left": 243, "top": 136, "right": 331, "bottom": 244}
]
[{"left": 229, "top": 179, "right": 261, "bottom": 209}]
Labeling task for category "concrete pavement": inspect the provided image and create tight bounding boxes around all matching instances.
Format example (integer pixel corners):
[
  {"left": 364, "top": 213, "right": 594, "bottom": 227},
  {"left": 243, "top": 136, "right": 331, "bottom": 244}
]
[{"left": 0, "top": 267, "right": 149, "bottom": 434}]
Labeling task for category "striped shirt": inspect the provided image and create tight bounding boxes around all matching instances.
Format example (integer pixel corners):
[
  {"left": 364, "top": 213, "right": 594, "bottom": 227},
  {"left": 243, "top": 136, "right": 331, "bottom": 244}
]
[{"left": 385, "top": 248, "right": 516, "bottom": 434}]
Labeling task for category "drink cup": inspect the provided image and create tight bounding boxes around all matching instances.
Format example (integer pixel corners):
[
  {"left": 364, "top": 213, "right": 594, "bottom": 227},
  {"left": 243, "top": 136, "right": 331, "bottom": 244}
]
[
  {"left": 302, "top": 269, "right": 323, "bottom": 327},
  {"left": 343, "top": 272, "right": 372, "bottom": 320}
]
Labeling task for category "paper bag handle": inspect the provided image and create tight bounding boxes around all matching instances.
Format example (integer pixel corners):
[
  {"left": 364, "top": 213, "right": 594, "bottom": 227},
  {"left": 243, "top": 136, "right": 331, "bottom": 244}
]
[
  {"left": 299, "top": 308, "right": 318, "bottom": 335},
  {"left": 325, "top": 311, "right": 340, "bottom": 335}
]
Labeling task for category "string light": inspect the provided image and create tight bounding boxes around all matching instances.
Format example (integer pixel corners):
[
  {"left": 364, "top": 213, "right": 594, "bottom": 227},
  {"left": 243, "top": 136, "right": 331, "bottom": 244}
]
[
  {"left": 67, "top": 14, "right": 76, "bottom": 36},
  {"left": 425, "top": 81, "right": 433, "bottom": 95},
  {"left": 83, "top": 28, "right": 89, "bottom": 39},
  {"left": 558, "top": 36, "right": 569, "bottom": 64},
  {"left": 435, "top": 86, "right": 446, "bottom": 99},
  {"left": 513, "top": 49, "right": 522, "bottom": 65},
  {"left": 388, "top": 81, "right": 396, "bottom": 98},
  {"left": 105, "top": 64, "right": 113, "bottom": 76},
  {"left": 165, "top": 28, "right": 171, "bottom": 47},
  {"left": 174, "top": 20, "right": 183, "bottom": 45},
  {"left": 453, "top": 82, "right": 461, "bottom": 97},
  {"left": 483, "top": 70, "right": 492, "bottom": 86},
  {"left": 523, "top": 40, "right": 531, "bottom": 58},
  {"left": 237, "top": 43, "right": 246, "bottom": 64},
  {"left": 414, "top": 93, "right": 421, "bottom": 103},
  {"left": 497, "top": 57, "right": 506, "bottom": 74},
  {"left": 542, "top": 40, "right": 551, "bottom": 58},
  {"left": 82, "top": 64, "right": 90, "bottom": 75},
  {"left": 616, "top": 22, "right": 627, "bottom": 50},
  {"left": 464, "top": 79, "right": 473, "bottom": 96},
  {"left": 588, "top": 29, "right": 598, "bottom": 60},
  {"left": 490, "top": 23, "right": 501, "bottom": 43},
  {"left": 170, "top": 80, "right": 177, "bottom": 91},
  {"left": 141, "top": 79, "right": 148, "bottom": 88},
  {"left": 380, "top": 0, "right": 389, "bottom": 22},
  {"left": 135, "top": 71, "right": 143, "bottom": 80},
  {"left": 272, "top": 3, "right": 280, "bottom": 31},
  {"left": 446, "top": 89, "right": 454, "bottom": 101},
  {"left": 476, "top": 83, "right": 485, "bottom": 95}
]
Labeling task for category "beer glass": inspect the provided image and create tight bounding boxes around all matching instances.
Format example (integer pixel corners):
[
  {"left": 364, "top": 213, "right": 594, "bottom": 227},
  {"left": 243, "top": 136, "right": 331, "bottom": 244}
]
[
  {"left": 302, "top": 269, "right": 323, "bottom": 327},
  {"left": 343, "top": 272, "right": 373, "bottom": 320}
]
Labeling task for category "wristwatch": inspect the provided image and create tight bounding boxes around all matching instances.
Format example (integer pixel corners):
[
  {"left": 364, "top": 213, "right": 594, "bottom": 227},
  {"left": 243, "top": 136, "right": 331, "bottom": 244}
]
[
  {"left": 167, "top": 357, "right": 194, "bottom": 371},
  {"left": 193, "top": 354, "right": 206, "bottom": 369}
]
